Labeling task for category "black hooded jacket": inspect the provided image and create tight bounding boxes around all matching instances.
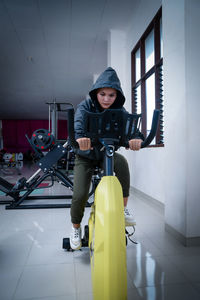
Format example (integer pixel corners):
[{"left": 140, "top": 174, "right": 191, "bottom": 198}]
[{"left": 74, "top": 67, "right": 143, "bottom": 160}]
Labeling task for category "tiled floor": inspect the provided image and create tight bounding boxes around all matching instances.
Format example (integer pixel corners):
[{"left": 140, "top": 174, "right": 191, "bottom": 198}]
[{"left": 0, "top": 164, "right": 200, "bottom": 300}]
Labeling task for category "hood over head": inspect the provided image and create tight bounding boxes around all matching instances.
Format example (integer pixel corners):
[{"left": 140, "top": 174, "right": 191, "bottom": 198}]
[{"left": 89, "top": 67, "right": 125, "bottom": 109}]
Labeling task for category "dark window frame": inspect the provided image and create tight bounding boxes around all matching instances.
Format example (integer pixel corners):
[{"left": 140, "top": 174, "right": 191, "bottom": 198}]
[{"left": 131, "top": 7, "right": 164, "bottom": 147}]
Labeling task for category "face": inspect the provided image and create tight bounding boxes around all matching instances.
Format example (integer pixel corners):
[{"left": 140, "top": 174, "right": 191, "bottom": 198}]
[{"left": 97, "top": 87, "right": 117, "bottom": 109}]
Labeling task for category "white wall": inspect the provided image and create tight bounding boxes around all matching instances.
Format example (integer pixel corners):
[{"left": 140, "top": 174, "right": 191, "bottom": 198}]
[
  {"left": 126, "top": 0, "right": 165, "bottom": 203},
  {"left": 163, "top": 0, "right": 187, "bottom": 236},
  {"left": 185, "top": 0, "right": 200, "bottom": 237},
  {"left": 107, "top": 29, "right": 126, "bottom": 95},
  {"left": 108, "top": 0, "right": 200, "bottom": 240},
  {"left": 108, "top": 0, "right": 164, "bottom": 203},
  {"left": 163, "top": 0, "right": 200, "bottom": 239}
]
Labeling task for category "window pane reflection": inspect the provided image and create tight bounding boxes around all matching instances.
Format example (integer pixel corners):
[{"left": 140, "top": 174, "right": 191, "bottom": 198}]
[
  {"left": 136, "top": 84, "right": 141, "bottom": 114},
  {"left": 145, "top": 29, "right": 154, "bottom": 72},
  {"left": 146, "top": 74, "right": 155, "bottom": 144},
  {"left": 160, "top": 18, "right": 163, "bottom": 58},
  {"left": 135, "top": 48, "right": 141, "bottom": 82}
]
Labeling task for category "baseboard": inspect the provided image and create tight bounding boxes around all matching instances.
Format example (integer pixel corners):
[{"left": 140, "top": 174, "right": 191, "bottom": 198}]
[
  {"left": 131, "top": 186, "right": 165, "bottom": 215},
  {"left": 131, "top": 187, "right": 200, "bottom": 247},
  {"left": 165, "top": 223, "right": 200, "bottom": 247}
]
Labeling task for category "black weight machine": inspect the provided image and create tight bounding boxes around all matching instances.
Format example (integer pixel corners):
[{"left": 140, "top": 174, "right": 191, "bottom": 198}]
[
  {"left": 0, "top": 127, "right": 96, "bottom": 209},
  {"left": 0, "top": 127, "right": 70, "bottom": 209},
  {"left": 0, "top": 102, "right": 97, "bottom": 209}
]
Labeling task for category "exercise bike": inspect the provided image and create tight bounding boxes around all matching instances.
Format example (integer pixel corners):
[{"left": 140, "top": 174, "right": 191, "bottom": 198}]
[{"left": 63, "top": 108, "right": 159, "bottom": 300}]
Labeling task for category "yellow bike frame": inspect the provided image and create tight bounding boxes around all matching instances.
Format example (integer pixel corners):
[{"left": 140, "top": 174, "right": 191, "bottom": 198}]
[
  {"left": 89, "top": 176, "right": 127, "bottom": 300},
  {"left": 66, "top": 107, "right": 159, "bottom": 300}
]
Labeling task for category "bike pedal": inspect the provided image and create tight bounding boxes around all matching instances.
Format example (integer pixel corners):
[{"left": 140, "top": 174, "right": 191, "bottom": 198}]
[
  {"left": 81, "top": 238, "right": 89, "bottom": 247},
  {"left": 125, "top": 227, "right": 138, "bottom": 245},
  {"left": 62, "top": 238, "right": 74, "bottom": 251}
]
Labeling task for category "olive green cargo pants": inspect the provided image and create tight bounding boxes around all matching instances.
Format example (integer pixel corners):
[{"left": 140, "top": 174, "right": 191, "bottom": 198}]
[{"left": 70, "top": 153, "right": 130, "bottom": 224}]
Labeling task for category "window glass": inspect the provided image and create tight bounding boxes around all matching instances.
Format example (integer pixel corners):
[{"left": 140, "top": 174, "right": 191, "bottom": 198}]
[
  {"left": 135, "top": 48, "right": 141, "bottom": 82},
  {"left": 135, "top": 85, "right": 141, "bottom": 114},
  {"left": 146, "top": 73, "right": 155, "bottom": 143},
  {"left": 160, "top": 18, "right": 163, "bottom": 58},
  {"left": 145, "top": 29, "right": 154, "bottom": 72},
  {"left": 131, "top": 8, "right": 163, "bottom": 146}
]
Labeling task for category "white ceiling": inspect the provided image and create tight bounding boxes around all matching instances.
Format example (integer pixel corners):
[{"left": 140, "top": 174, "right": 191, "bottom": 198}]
[{"left": 0, "top": 0, "right": 137, "bottom": 119}]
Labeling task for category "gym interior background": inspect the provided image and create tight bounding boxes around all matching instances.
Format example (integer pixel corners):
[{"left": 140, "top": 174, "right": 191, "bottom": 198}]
[{"left": 0, "top": 1, "right": 200, "bottom": 300}]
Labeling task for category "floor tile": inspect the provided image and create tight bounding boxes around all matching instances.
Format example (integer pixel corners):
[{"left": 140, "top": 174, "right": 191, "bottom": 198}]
[
  {"left": 10, "top": 209, "right": 68, "bottom": 231},
  {"left": 26, "top": 243, "right": 74, "bottom": 265},
  {"left": 74, "top": 261, "right": 92, "bottom": 294},
  {"left": 138, "top": 225, "right": 200, "bottom": 257},
  {"left": 137, "top": 283, "right": 200, "bottom": 300},
  {"left": 73, "top": 247, "right": 91, "bottom": 264},
  {"left": 77, "top": 293, "right": 93, "bottom": 300},
  {"left": 34, "top": 228, "right": 69, "bottom": 246},
  {"left": 0, "top": 265, "right": 24, "bottom": 300},
  {"left": 137, "top": 221, "right": 165, "bottom": 236},
  {"left": 167, "top": 254, "right": 200, "bottom": 282},
  {"left": 0, "top": 229, "right": 37, "bottom": 246},
  {"left": 127, "top": 255, "right": 188, "bottom": 288},
  {"left": 22, "top": 295, "right": 76, "bottom": 300},
  {"left": 127, "top": 273, "right": 142, "bottom": 300},
  {"left": 13, "top": 264, "right": 76, "bottom": 300},
  {"left": 0, "top": 243, "right": 32, "bottom": 267},
  {"left": 126, "top": 235, "right": 164, "bottom": 259},
  {"left": 1, "top": 164, "right": 200, "bottom": 300}
]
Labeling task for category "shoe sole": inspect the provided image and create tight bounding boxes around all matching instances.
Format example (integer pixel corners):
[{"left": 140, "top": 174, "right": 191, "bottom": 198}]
[
  {"left": 125, "top": 222, "right": 136, "bottom": 227},
  {"left": 69, "top": 239, "right": 82, "bottom": 250}
]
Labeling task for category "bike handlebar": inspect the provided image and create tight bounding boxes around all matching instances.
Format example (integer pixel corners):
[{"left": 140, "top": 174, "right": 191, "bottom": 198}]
[
  {"left": 67, "top": 108, "right": 160, "bottom": 149},
  {"left": 141, "top": 109, "right": 160, "bottom": 148}
]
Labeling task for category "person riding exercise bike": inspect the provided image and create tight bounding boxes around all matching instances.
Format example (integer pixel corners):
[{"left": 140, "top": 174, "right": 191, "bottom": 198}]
[{"left": 70, "top": 67, "right": 144, "bottom": 250}]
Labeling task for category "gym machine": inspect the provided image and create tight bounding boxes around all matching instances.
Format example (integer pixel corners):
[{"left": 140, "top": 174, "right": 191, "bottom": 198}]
[
  {"left": 46, "top": 99, "right": 72, "bottom": 142},
  {"left": 0, "top": 102, "right": 97, "bottom": 209},
  {"left": 0, "top": 127, "right": 97, "bottom": 209}
]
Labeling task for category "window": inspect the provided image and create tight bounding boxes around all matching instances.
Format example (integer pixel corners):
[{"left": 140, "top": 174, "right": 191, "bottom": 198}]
[{"left": 131, "top": 7, "right": 163, "bottom": 146}]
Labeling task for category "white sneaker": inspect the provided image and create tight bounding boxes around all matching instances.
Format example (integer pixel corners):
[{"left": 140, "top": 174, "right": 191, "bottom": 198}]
[
  {"left": 70, "top": 226, "right": 82, "bottom": 250},
  {"left": 124, "top": 207, "right": 136, "bottom": 226}
]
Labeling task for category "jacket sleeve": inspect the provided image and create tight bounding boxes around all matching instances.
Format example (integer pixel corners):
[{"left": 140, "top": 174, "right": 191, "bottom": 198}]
[{"left": 74, "top": 100, "right": 91, "bottom": 140}]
